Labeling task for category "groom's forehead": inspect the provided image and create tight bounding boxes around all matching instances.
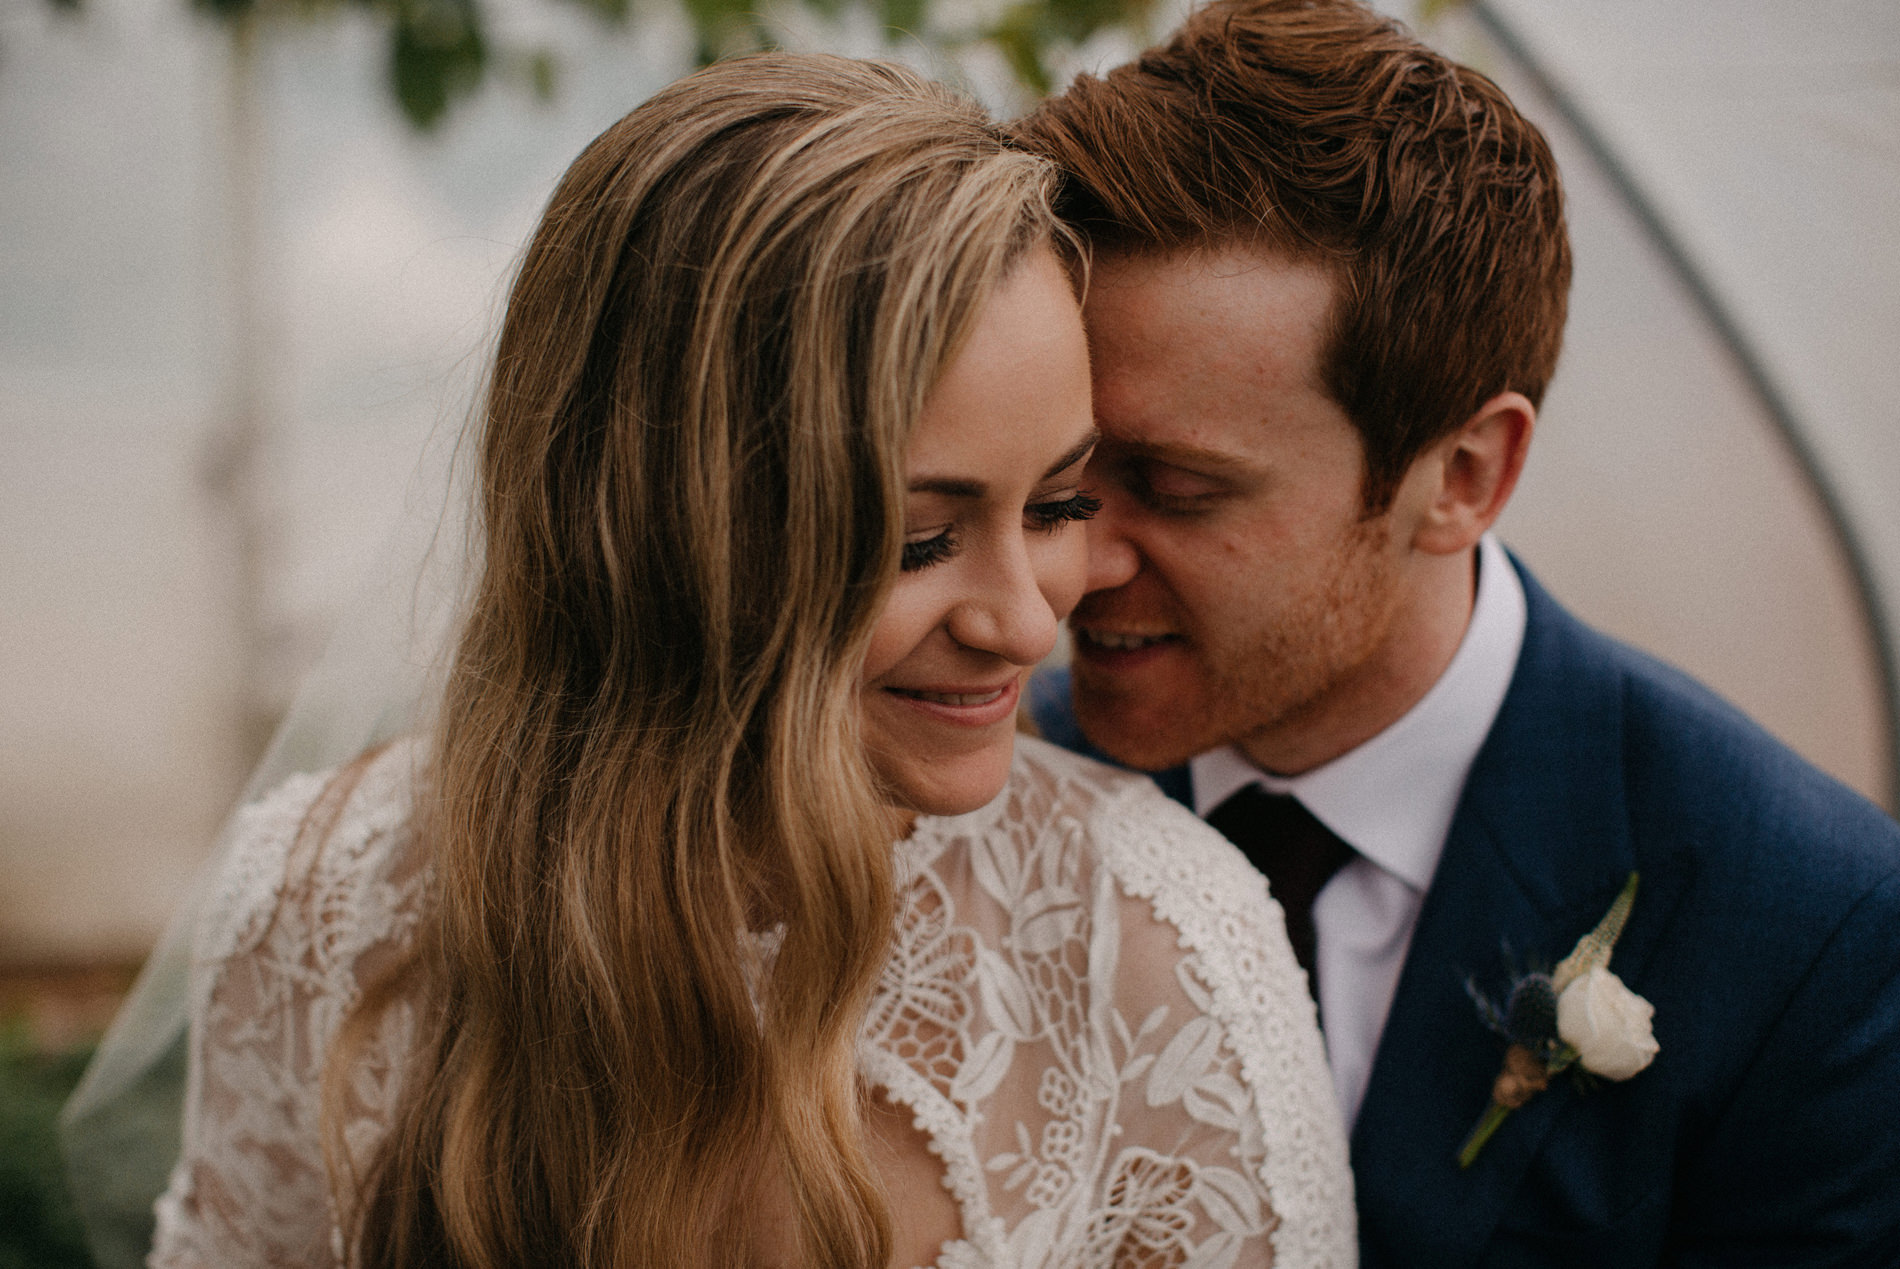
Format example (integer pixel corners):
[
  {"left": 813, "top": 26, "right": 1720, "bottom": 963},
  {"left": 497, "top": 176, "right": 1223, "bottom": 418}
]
[
  {"left": 1084, "top": 243, "right": 1340, "bottom": 344},
  {"left": 1082, "top": 248, "right": 1343, "bottom": 401}
]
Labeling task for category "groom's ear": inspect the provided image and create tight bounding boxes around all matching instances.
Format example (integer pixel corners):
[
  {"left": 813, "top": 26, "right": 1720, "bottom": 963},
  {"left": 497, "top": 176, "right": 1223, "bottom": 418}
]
[{"left": 1408, "top": 391, "right": 1535, "bottom": 556}]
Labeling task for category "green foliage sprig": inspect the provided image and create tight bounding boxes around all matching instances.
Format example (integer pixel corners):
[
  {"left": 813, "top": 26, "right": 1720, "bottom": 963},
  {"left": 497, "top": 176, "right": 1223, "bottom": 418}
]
[
  {"left": 53, "top": 0, "right": 1153, "bottom": 128},
  {"left": 0, "top": 1020, "right": 98, "bottom": 1269}
]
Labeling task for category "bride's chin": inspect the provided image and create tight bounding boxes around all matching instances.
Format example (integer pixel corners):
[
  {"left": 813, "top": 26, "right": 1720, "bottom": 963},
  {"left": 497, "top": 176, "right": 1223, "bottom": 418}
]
[{"left": 871, "top": 737, "right": 1017, "bottom": 827}]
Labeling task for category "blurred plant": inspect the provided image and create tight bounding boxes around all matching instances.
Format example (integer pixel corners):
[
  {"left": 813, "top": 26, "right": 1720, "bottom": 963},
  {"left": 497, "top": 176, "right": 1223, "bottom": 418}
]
[
  {"left": 0, "top": 1019, "right": 97, "bottom": 1269},
  {"left": 42, "top": 0, "right": 1155, "bottom": 129},
  {"left": 687, "top": 0, "right": 1160, "bottom": 95}
]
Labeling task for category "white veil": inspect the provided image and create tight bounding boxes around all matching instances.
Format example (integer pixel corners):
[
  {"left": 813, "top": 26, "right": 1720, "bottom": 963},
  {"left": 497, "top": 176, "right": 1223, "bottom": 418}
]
[{"left": 58, "top": 417, "right": 481, "bottom": 1268}]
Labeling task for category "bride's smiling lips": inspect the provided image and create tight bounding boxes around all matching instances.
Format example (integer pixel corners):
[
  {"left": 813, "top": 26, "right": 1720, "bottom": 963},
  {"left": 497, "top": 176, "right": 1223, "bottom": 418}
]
[{"left": 881, "top": 675, "right": 1023, "bottom": 727}]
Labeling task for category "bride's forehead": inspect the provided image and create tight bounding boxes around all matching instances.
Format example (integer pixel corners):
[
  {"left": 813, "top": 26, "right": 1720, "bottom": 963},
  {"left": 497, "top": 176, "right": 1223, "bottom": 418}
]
[{"left": 903, "top": 251, "right": 1092, "bottom": 488}]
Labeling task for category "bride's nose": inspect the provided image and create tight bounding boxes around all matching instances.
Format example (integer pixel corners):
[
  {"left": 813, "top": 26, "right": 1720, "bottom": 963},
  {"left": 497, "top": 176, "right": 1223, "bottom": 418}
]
[{"left": 944, "top": 542, "right": 1061, "bottom": 667}]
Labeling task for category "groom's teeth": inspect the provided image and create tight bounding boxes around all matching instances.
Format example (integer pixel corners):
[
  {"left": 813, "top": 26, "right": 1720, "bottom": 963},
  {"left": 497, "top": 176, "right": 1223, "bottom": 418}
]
[
  {"left": 1084, "top": 630, "right": 1169, "bottom": 651},
  {"left": 909, "top": 689, "right": 1004, "bottom": 706}
]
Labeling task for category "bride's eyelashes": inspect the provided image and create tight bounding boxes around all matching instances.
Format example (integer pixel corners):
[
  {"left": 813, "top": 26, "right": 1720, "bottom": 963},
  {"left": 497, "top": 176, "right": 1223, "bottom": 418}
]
[
  {"left": 902, "top": 530, "right": 958, "bottom": 572},
  {"left": 899, "top": 491, "right": 1101, "bottom": 574},
  {"left": 1026, "top": 490, "right": 1102, "bottom": 530}
]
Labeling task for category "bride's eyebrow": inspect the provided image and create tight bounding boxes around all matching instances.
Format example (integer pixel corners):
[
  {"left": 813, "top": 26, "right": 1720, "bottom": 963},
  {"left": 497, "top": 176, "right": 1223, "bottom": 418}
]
[
  {"left": 1042, "top": 431, "right": 1100, "bottom": 481},
  {"left": 907, "top": 430, "right": 1100, "bottom": 498}
]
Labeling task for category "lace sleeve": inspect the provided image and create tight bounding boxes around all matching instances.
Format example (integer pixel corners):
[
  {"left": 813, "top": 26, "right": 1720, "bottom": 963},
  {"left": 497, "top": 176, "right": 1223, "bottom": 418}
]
[
  {"left": 148, "top": 748, "right": 427, "bottom": 1269},
  {"left": 1096, "top": 779, "right": 1356, "bottom": 1268},
  {"left": 871, "top": 739, "right": 1355, "bottom": 1269}
]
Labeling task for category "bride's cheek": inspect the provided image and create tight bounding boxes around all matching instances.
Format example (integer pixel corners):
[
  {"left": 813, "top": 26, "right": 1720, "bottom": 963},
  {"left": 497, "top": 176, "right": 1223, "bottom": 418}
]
[
  {"left": 861, "top": 578, "right": 936, "bottom": 685},
  {"left": 1041, "top": 530, "right": 1091, "bottom": 623}
]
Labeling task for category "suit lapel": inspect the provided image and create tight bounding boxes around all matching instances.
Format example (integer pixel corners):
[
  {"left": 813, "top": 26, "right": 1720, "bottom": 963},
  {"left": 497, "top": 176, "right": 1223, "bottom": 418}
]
[{"left": 1350, "top": 564, "right": 1644, "bottom": 1265}]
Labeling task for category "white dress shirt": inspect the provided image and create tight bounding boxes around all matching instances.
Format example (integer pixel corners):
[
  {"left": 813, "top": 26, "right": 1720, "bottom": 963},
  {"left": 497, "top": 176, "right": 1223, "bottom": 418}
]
[{"left": 1189, "top": 533, "right": 1527, "bottom": 1131}]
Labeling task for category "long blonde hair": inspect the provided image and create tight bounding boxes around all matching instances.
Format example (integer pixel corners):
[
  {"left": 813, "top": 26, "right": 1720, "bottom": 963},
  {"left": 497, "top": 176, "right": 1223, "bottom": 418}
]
[{"left": 339, "top": 54, "right": 1061, "bottom": 1267}]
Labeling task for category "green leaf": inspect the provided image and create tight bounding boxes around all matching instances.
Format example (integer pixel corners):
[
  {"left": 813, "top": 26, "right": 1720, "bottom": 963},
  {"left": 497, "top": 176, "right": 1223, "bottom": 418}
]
[
  {"left": 526, "top": 47, "right": 556, "bottom": 102},
  {"left": 878, "top": 0, "right": 926, "bottom": 38},
  {"left": 987, "top": 11, "right": 1051, "bottom": 96},
  {"left": 681, "top": 0, "right": 769, "bottom": 64},
  {"left": 389, "top": 0, "right": 487, "bottom": 129},
  {"left": 191, "top": 0, "right": 254, "bottom": 21}
]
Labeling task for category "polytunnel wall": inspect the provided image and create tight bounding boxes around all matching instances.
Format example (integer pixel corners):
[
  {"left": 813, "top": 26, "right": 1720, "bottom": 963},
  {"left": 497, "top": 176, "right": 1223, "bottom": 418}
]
[{"left": 1434, "top": 0, "right": 1898, "bottom": 808}]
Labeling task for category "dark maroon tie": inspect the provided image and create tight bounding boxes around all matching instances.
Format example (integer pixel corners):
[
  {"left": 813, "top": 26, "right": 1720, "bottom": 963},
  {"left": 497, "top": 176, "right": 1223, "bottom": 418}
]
[{"left": 1205, "top": 787, "right": 1356, "bottom": 1001}]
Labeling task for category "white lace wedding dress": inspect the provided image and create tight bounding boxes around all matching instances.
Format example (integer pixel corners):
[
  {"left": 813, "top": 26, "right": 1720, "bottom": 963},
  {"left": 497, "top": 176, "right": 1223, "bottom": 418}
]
[{"left": 149, "top": 736, "right": 1355, "bottom": 1268}]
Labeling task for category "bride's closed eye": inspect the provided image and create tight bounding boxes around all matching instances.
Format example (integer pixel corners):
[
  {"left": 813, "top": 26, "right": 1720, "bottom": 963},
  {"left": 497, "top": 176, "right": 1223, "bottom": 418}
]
[
  {"left": 902, "top": 529, "right": 958, "bottom": 572},
  {"left": 1026, "top": 490, "right": 1103, "bottom": 531},
  {"left": 899, "top": 489, "right": 1101, "bottom": 573}
]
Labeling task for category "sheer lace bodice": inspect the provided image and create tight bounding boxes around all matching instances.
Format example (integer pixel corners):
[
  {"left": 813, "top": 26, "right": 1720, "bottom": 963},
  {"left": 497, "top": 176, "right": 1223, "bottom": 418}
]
[{"left": 151, "top": 737, "right": 1354, "bottom": 1267}]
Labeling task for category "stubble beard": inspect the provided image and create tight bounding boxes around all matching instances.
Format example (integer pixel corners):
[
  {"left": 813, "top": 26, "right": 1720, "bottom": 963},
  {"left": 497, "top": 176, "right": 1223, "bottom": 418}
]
[{"left": 1075, "top": 514, "right": 1399, "bottom": 773}]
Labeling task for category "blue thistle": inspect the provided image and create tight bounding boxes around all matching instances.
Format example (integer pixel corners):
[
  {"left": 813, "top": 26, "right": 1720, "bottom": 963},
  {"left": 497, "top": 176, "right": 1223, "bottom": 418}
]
[
  {"left": 1467, "top": 966, "right": 1564, "bottom": 1059},
  {"left": 1504, "top": 973, "right": 1559, "bottom": 1048}
]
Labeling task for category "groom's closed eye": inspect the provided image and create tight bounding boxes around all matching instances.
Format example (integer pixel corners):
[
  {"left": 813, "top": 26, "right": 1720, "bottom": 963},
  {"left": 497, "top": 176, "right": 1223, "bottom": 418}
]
[
  {"left": 1100, "top": 455, "right": 1233, "bottom": 514},
  {"left": 1139, "top": 462, "right": 1226, "bottom": 502}
]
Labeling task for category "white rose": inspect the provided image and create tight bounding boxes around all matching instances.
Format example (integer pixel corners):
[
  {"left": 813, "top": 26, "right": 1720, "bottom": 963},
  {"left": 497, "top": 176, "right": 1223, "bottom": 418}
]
[{"left": 1556, "top": 967, "right": 1659, "bottom": 1081}]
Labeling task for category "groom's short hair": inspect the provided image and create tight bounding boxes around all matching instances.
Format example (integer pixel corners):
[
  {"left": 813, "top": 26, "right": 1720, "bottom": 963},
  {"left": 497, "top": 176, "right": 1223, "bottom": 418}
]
[{"left": 1016, "top": 0, "right": 1571, "bottom": 512}]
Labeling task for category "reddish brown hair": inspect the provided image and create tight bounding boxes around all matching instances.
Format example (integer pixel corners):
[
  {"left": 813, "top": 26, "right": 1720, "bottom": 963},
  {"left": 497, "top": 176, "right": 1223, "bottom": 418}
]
[{"left": 1016, "top": 0, "right": 1571, "bottom": 510}]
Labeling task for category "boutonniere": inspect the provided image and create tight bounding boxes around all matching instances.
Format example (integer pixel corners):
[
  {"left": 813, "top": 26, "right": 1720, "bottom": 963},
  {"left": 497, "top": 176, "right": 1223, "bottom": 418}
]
[{"left": 1457, "top": 871, "right": 1658, "bottom": 1168}]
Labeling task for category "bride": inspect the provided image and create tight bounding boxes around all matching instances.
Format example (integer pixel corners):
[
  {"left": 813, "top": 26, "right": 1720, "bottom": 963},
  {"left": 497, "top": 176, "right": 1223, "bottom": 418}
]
[{"left": 144, "top": 53, "right": 1352, "bottom": 1267}]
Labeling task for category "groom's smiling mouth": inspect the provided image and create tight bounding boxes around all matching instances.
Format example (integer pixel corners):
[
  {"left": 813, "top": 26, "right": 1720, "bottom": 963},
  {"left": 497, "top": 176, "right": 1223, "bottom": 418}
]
[{"left": 1073, "top": 626, "right": 1180, "bottom": 654}]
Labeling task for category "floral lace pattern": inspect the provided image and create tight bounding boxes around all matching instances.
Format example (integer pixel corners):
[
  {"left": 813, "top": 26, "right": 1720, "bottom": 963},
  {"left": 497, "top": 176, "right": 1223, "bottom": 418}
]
[{"left": 150, "top": 737, "right": 1354, "bottom": 1268}]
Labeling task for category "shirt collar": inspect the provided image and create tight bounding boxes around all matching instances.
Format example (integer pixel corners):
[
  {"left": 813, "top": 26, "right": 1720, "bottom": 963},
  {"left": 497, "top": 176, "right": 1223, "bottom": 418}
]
[{"left": 1190, "top": 534, "right": 1528, "bottom": 892}]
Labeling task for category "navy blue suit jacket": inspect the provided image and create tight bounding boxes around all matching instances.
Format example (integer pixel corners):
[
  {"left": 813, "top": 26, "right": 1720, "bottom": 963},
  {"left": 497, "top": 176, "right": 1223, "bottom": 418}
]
[{"left": 1030, "top": 561, "right": 1900, "bottom": 1266}]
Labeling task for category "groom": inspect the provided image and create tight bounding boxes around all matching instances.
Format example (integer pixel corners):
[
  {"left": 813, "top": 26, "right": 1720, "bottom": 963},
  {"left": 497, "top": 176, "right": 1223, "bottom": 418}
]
[{"left": 1019, "top": 1, "right": 1900, "bottom": 1263}]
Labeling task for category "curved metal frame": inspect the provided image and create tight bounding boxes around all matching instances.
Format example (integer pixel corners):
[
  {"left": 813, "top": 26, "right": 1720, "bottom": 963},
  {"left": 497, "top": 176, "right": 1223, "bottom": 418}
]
[{"left": 1470, "top": 0, "right": 1900, "bottom": 807}]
